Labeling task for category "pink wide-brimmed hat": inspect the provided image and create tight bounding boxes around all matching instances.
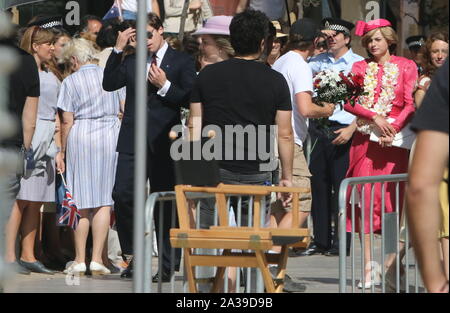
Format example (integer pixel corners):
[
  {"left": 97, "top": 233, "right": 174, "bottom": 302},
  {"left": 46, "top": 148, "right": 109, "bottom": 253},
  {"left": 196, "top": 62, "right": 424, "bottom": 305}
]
[
  {"left": 192, "top": 16, "right": 233, "bottom": 36},
  {"left": 355, "top": 19, "right": 392, "bottom": 36}
]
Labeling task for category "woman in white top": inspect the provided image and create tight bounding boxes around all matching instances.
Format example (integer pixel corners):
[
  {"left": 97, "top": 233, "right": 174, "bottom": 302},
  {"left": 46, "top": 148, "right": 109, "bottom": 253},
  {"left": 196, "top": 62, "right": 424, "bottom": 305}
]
[{"left": 120, "top": 0, "right": 160, "bottom": 20}]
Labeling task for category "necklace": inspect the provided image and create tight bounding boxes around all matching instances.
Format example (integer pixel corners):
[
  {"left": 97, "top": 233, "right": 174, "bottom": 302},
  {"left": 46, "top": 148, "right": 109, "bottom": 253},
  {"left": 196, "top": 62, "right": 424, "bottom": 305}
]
[{"left": 356, "top": 61, "right": 399, "bottom": 134}]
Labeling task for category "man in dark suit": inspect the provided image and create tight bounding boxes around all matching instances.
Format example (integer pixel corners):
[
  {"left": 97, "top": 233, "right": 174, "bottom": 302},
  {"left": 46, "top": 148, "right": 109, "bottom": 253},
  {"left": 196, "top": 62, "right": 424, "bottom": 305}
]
[{"left": 103, "top": 13, "right": 196, "bottom": 279}]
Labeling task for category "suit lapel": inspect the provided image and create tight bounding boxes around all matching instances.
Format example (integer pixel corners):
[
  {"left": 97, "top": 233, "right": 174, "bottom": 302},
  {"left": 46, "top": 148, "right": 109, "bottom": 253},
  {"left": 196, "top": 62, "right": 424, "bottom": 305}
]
[{"left": 160, "top": 46, "right": 174, "bottom": 75}]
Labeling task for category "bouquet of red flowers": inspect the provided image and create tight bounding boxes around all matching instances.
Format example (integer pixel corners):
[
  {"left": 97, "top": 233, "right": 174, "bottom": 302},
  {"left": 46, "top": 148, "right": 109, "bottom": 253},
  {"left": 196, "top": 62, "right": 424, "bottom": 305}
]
[
  {"left": 313, "top": 70, "right": 366, "bottom": 110},
  {"left": 312, "top": 70, "right": 366, "bottom": 137},
  {"left": 338, "top": 71, "right": 366, "bottom": 107}
]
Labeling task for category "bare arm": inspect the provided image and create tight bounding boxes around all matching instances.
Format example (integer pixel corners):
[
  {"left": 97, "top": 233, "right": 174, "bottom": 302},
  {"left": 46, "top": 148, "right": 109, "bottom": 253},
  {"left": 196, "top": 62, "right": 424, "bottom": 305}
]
[
  {"left": 276, "top": 110, "right": 294, "bottom": 183},
  {"left": 295, "top": 91, "right": 335, "bottom": 119},
  {"left": 407, "top": 130, "right": 449, "bottom": 293},
  {"left": 54, "top": 113, "right": 65, "bottom": 173},
  {"left": 331, "top": 119, "right": 357, "bottom": 145},
  {"left": 188, "top": 102, "right": 202, "bottom": 141},
  {"left": 276, "top": 110, "right": 294, "bottom": 206},
  {"left": 54, "top": 113, "right": 62, "bottom": 148},
  {"left": 414, "top": 89, "right": 426, "bottom": 109},
  {"left": 22, "top": 96, "right": 38, "bottom": 150},
  {"left": 152, "top": 0, "right": 160, "bottom": 17},
  {"left": 60, "top": 111, "right": 74, "bottom": 158},
  {"left": 236, "top": 0, "right": 249, "bottom": 14}
]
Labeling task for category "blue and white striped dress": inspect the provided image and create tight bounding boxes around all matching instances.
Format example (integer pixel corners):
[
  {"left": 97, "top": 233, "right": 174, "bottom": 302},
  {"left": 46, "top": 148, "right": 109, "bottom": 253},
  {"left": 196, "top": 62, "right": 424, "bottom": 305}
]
[{"left": 57, "top": 64, "right": 120, "bottom": 210}]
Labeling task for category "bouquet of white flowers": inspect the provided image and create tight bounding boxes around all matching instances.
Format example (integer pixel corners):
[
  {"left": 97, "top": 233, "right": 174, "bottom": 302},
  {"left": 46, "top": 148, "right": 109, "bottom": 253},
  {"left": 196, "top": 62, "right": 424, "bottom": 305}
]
[{"left": 312, "top": 69, "right": 366, "bottom": 136}]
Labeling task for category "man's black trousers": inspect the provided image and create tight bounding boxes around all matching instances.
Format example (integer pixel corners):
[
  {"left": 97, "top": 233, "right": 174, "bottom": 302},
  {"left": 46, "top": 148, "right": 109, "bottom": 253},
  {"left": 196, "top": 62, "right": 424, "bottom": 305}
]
[
  {"left": 112, "top": 149, "right": 181, "bottom": 272},
  {"left": 309, "top": 121, "right": 352, "bottom": 251}
]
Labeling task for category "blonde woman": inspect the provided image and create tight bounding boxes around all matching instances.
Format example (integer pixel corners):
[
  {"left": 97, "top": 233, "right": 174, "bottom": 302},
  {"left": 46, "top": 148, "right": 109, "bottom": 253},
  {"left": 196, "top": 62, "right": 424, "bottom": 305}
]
[
  {"left": 192, "top": 15, "right": 234, "bottom": 70},
  {"left": 344, "top": 19, "right": 418, "bottom": 288},
  {"left": 58, "top": 38, "right": 121, "bottom": 276},
  {"left": 5, "top": 25, "right": 64, "bottom": 274}
]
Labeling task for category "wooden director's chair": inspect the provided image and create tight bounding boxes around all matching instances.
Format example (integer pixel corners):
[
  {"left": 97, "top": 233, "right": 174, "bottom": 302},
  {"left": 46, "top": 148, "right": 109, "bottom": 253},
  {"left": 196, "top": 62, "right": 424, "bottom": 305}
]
[{"left": 170, "top": 183, "right": 310, "bottom": 293}]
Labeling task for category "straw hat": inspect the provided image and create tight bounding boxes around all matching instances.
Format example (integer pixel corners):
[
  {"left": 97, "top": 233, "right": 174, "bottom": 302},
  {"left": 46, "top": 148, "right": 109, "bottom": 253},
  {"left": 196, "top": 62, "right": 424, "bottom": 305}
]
[{"left": 272, "top": 21, "right": 288, "bottom": 38}]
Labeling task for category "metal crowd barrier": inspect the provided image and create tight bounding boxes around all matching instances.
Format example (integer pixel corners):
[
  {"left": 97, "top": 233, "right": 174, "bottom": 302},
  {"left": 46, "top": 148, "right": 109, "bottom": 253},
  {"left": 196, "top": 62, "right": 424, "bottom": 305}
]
[
  {"left": 139, "top": 191, "right": 271, "bottom": 293},
  {"left": 338, "top": 174, "right": 424, "bottom": 293}
]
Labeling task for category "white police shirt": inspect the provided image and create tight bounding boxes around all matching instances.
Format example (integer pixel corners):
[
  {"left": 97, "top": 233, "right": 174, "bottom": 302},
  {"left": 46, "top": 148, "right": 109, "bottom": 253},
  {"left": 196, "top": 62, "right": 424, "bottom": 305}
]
[{"left": 309, "top": 49, "right": 364, "bottom": 125}]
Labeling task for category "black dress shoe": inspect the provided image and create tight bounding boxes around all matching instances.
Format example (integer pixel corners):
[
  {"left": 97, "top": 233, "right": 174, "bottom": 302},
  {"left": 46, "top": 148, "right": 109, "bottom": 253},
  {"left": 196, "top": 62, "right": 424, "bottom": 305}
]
[
  {"left": 300, "top": 243, "right": 325, "bottom": 256},
  {"left": 324, "top": 247, "right": 351, "bottom": 257},
  {"left": 152, "top": 270, "right": 172, "bottom": 283},
  {"left": 120, "top": 260, "right": 133, "bottom": 279},
  {"left": 269, "top": 267, "right": 307, "bottom": 293},
  {"left": 324, "top": 247, "right": 339, "bottom": 256},
  {"left": 289, "top": 248, "right": 305, "bottom": 257},
  {"left": 19, "top": 260, "right": 54, "bottom": 274}
]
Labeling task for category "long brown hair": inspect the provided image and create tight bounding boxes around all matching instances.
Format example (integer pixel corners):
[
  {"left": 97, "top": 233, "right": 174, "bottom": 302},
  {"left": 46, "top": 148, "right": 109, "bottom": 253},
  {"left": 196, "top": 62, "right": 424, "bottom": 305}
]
[
  {"left": 20, "top": 26, "right": 55, "bottom": 70},
  {"left": 48, "top": 28, "right": 72, "bottom": 81},
  {"left": 421, "top": 31, "right": 449, "bottom": 78}
]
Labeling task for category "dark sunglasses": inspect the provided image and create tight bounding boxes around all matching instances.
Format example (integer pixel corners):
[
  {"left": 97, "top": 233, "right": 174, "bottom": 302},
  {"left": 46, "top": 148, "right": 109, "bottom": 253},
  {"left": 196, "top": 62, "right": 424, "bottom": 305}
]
[{"left": 147, "top": 29, "right": 157, "bottom": 39}]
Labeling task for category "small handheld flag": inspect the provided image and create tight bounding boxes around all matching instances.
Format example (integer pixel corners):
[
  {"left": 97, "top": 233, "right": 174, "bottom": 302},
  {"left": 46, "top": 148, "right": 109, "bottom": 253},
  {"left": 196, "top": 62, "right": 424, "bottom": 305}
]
[{"left": 58, "top": 173, "right": 81, "bottom": 230}]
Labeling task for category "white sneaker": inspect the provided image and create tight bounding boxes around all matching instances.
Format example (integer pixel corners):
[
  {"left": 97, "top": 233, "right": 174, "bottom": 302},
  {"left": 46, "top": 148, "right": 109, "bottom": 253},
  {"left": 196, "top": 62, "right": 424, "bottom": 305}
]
[
  {"left": 63, "top": 261, "right": 86, "bottom": 276},
  {"left": 357, "top": 270, "right": 381, "bottom": 289},
  {"left": 357, "top": 279, "right": 382, "bottom": 289},
  {"left": 89, "top": 261, "right": 111, "bottom": 276}
]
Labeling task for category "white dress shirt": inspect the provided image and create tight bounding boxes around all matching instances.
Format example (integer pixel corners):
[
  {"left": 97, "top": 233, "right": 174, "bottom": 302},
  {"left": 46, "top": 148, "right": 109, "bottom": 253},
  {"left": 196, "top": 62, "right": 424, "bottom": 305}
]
[
  {"left": 147, "top": 41, "right": 171, "bottom": 97},
  {"left": 114, "top": 41, "right": 171, "bottom": 97}
]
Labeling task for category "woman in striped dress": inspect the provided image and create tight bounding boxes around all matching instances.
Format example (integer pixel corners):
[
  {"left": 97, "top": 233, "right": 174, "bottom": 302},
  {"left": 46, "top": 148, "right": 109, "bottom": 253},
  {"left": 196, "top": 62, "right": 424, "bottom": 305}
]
[
  {"left": 5, "top": 26, "right": 64, "bottom": 275},
  {"left": 58, "top": 38, "right": 121, "bottom": 276}
]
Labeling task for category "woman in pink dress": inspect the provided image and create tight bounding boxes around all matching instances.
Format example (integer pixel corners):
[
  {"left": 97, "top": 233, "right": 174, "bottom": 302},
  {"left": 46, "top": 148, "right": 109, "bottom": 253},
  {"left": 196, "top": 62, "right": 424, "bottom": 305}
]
[{"left": 344, "top": 19, "right": 418, "bottom": 288}]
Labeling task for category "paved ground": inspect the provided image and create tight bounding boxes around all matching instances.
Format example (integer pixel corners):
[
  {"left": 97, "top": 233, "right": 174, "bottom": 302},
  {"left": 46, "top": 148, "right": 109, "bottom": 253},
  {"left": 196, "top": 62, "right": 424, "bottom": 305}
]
[{"left": 3, "top": 237, "right": 425, "bottom": 293}]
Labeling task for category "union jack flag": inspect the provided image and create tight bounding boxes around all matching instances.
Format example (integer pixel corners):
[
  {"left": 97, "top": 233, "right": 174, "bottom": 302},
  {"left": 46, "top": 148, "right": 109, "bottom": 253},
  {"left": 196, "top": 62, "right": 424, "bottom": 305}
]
[{"left": 58, "top": 186, "right": 81, "bottom": 230}]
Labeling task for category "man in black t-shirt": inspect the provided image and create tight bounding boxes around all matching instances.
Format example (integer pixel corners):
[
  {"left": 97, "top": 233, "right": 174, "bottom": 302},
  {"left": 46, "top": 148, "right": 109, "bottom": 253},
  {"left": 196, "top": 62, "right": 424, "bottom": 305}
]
[
  {"left": 188, "top": 9, "right": 296, "bottom": 292},
  {"left": 408, "top": 58, "right": 449, "bottom": 293},
  {"left": 190, "top": 10, "right": 294, "bottom": 186},
  {"left": 0, "top": 36, "right": 39, "bottom": 275}
]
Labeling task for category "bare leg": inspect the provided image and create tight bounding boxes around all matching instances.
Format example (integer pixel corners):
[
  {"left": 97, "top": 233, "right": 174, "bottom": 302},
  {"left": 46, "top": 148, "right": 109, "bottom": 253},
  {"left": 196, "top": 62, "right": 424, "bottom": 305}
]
[
  {"left": 363, "top": 234, "right": 373, "bottom": 281},
  {"left": 102, "top": 239, "right": 110, "bottom": 266},
  {"left": 385, "top": 242, "right": 406, "bottom": 273},
  {"left": 271, "top": 211, "right": 309, "bottom": 253},
  {"left": 227, "top": 267, "right": 237, "bottom": 293},
  {"left": 4, "top": 200, "right": 25, "bottom": 263},
  {"left": 361, "top": 234, "right": 384, "bottom": 282},
  {"left": 74, "top": 210, "right": 90, "bottom": 264},
  {"left": 20, "top": 202, "right": 43, "bottom": 262},
  {"left": 90, "top": 206, "right": 111, "bottom": 264},
  {"left": 441, "top": 237, "right": 449, "bottom": 280}
]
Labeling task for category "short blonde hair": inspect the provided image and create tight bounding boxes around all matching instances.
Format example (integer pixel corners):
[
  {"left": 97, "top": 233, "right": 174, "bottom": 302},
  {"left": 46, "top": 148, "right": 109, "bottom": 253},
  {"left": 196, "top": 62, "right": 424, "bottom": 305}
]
[
  {"left": 362, "top": 26, "right": 398, "bottom": 55},
  {"left": 60, "top": 38, "right": 98, "bottom": 65}
]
